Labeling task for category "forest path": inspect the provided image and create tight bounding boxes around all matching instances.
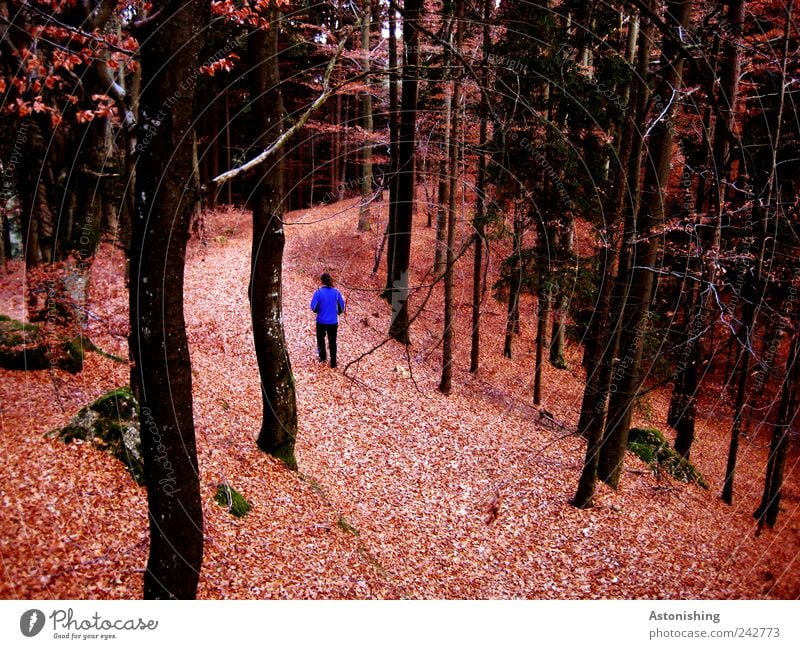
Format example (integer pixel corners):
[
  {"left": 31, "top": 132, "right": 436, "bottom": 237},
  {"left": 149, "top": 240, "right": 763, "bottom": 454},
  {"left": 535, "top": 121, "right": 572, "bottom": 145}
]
[{"left": 1, "top": 199, "right": 797, "bottom": 599}]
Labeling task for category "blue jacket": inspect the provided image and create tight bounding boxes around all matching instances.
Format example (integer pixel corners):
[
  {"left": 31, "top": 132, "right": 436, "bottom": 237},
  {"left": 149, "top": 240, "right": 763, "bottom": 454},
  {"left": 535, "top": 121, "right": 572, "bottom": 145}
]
[{"left": 310, "top": 286, "right": 345, "bottom": 325}]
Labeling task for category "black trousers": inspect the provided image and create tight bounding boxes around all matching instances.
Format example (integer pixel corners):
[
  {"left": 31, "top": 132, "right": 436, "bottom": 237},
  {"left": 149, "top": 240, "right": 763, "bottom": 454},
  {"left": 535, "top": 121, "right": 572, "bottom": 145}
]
[{"left": 316, "top": 323, "right": 338, "bottom": 367}]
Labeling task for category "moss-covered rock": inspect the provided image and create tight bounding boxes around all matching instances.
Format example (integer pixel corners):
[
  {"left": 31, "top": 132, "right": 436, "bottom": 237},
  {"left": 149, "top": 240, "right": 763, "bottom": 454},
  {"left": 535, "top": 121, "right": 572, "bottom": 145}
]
[
  {"left": 0, "top": 315, "right": 87, "bottom": 373},
  {"left": 48, "top": 387, "right": 145, "bottom": 484},
  {"left": 0, "top": 316, "right": 48, "bottom": 369},
  {"left": 214, "top": 483, "right": 252, "bottom": 518},
  {"left": 628, "top": 427, "right": 708, "bottom": 489}
]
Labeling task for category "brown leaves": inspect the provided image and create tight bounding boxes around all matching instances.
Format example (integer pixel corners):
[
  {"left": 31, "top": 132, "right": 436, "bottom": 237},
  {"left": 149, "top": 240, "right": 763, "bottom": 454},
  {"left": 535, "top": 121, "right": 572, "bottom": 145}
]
[{"left": 1, "top": 203, "right": 799, "bottom": 599}]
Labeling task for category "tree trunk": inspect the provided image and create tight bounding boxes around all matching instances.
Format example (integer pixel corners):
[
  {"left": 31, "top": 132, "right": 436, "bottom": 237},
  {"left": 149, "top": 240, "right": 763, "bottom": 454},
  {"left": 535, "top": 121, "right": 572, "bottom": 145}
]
[
  {"left": 434, "top": 19, "right": 453, "bottom": 276},
  {"left": 388, "top": 0, "right": 422, "bottom": 344},
  {"left": 130, "top": 0, "right": 208, "bottom": 599},
  {"left": 358, "top": 1, "right": 373, "bottom": 232},
  {"left": 439, "top": 0, "right": 464, "bottom": 395},
  {"left": 754, "top": 330, "right": 799, "bottom": 529},
  {"left": 470, "top": 0, "right": 491, "bottom": 375},
  {"left": 533, "top": 286, "right": 551, "bottom": 406},
  {"left": 598, "top": 0, "right": 692, "bottom": 489},
  {"left": 671, "top": 0, "right": 744, "bottom": 459},
  {"left": 503, "top": 204, "right": 522, "bottom": 358},
  {"left": 549, "top": 212, "right": 573, "bottom": 369},
  {"left": 572, "top": 6, "right": 653, "bottom": 508},
  {"left": 384, "top": 3, "right": 400, "bottom": 296},
  {"left": 723, "top": 0, "right": 792, "bottom": 505},
  {"left": 248, "top": 2, "right": 298, "bottom": 469}
]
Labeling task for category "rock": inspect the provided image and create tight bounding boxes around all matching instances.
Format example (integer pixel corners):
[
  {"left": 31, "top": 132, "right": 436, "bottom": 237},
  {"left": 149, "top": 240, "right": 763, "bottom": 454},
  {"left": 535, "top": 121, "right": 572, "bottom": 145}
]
[
  {"left": 628, "top": 427, "right": 708, "bottom": 489},
  {"left": 0, "top": 315, "right": 86, "bottom": 373},
  {"left": 48, "top": 387, "right": 145, "bottom": 485}
]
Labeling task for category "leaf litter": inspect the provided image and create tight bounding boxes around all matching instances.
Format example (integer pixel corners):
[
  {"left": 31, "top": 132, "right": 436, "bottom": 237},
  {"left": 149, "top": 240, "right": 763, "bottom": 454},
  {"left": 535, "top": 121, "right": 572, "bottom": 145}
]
[{"left": 0, "top": 198, "right": 797, "bottom": 599}]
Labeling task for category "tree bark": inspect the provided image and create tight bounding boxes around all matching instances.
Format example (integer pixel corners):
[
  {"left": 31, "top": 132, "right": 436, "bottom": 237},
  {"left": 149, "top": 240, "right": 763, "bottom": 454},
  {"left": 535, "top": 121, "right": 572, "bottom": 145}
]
[
  {"left": 130, "top": 0, "right": 208, "bottom": 599},
  {"left": 384, "top": 3, "right": 400, "bottom": 296},
  {"left": 755, "top": 329, "right": 799, "bottom": 529},
  {"left": 358, "top": 1, "right": 373, "bottom": 232},
  {"left": 247, "top": 2, "right": 298, "bottom": 469},
  {"left": 388, "top": 0, "right": 422, "bottom": 344},
  {"left": 598, "top": 0, "right": 692, "bottom": 489},
  {"left": 439, "top": 0, "right": 464, "bottom": 395},
  {"left": 470, "top": 0, "right": 492, "bottom": 375},
  {"left": 572, "top": 5, "right": 654, "bottom": 508},
  {"left": 671, "top": 0, "right": 744, "bottom": 459}
]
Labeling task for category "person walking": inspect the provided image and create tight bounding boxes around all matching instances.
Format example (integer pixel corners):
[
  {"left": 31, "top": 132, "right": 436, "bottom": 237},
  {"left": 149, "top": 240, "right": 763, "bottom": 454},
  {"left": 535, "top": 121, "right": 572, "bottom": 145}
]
[{"left": 310, "top": 272, "right": 346, "bottom": 368}]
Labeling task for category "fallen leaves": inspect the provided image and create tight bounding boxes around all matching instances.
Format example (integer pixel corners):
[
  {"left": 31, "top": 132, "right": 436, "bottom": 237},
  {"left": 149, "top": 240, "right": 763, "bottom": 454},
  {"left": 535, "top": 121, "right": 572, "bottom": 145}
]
[{"left": 0, "top": 199, "right": 798, "bottom": 600}]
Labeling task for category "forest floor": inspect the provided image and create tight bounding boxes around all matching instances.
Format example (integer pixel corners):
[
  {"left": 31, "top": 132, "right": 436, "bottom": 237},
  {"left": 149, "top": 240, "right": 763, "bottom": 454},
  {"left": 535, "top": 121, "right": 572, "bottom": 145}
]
[{"left": 1, "top": 196, "right": 799, "bottom": 599}]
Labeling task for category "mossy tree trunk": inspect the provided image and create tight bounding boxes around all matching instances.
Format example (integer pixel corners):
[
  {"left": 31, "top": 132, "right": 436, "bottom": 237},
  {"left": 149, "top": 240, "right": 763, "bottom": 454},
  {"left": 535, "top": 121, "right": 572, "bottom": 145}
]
[
  {"left": 130, "top": 0, "right": 208, "bottom": 600},
  {"left": 247, "top": 1, "right": 298, "bottom": 469}
]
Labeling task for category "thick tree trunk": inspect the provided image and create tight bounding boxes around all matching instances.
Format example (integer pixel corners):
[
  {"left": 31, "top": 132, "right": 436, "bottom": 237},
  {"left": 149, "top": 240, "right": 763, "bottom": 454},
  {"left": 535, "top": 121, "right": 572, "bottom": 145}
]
[
  {"left": 439, "top": 0, "right": 464, "bottom": 395},
  {"left": 388, "top": 0, "right": 422, "bottom": 344},
  {"left": 130, "top": 0, "right": 208, "bottom": 599},
  {"left": 598, "top": 0, "right": 692, "bottom": 489},
  {"left": 248, "top": 3, "right": 298, "bottom": 469}
]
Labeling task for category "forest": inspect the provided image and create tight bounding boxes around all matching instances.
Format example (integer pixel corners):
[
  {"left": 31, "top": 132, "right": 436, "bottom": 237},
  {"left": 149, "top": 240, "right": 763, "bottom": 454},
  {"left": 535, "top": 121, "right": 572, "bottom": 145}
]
[{"left": 0, "top": 0, "right": 798, "bottom": 601}]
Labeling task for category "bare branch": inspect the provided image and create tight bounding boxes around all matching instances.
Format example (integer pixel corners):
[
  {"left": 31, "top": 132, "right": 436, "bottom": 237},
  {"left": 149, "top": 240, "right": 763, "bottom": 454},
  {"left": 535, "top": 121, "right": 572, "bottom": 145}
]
[{"left": 209, "top": 23, "right": 361, "bottom": 188}]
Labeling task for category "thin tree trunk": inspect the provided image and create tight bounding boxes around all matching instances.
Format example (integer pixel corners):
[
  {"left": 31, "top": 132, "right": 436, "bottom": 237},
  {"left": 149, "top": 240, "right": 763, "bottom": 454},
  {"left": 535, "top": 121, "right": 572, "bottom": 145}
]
[
  {"left": 533, "top": 286, "right": 552, "bottom": 406},
  {"left": 130, "top": 0, "right": 207, "bottom": 599},
  {"left": 470, "top": 0, "right": 491, "bottom": 375},
  {"left": 358, "top": 1, "right": 373, "bottom": 231},
  {"left": 439, "top": 0, "right": 464, "bottom": 395},
  {"left": 671, "top": 0, "right": 744, "bottom": 459},
  {"left": 434, "top": 19, "right": 454, "bottom": 276},
  {"left": 503, "top": 203, "right": 522, "bottom": 358},
  {"left": 723, "top": 0, "right": 792, "bottom": 504}
]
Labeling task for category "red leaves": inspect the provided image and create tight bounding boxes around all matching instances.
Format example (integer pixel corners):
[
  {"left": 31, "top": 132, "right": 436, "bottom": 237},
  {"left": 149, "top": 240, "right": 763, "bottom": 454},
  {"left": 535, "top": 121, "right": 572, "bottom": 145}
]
[{"left": 200, "top": 53, "right": 240, "bottom": 76}]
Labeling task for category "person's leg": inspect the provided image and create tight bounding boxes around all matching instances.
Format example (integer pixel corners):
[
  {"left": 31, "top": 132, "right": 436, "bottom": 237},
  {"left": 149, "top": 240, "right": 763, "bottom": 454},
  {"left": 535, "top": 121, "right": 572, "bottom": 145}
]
[
  {"left": 316, "top": 324, "right": 327, "bottom": 362},
  {"left": 328, "top": 324, "right": 338, "bottom": 368}
]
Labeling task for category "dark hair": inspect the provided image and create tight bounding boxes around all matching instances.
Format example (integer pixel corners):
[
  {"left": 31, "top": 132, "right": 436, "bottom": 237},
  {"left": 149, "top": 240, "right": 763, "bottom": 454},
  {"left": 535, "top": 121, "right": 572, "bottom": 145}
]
[{"left": 320, "top": 272, "right": 333, "bottom": 287}]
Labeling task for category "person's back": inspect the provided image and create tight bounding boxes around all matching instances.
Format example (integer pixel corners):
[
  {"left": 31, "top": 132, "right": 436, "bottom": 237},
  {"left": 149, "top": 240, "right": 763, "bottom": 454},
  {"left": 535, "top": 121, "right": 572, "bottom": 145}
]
[
  {"left": 310, "top": 273, "right": 345, "bottom": 367},
  {"left": 310, "top": 286, "right": 344, "bottom": 325}
]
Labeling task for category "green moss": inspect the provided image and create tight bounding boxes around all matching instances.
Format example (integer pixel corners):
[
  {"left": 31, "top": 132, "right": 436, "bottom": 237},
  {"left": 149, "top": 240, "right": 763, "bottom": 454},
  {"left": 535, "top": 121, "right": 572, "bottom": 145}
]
[
  {"left": 628, "top": 427, "right": 708, "bottom": 489},
  {"left": 336, "top": 515, "right": 359, "bottom": 536},
  {"left": 91, "top": 387, "right": 137, "bottom": 420},
  {"left": 59, "top": 337, "right": 85, "bottom": 373},
  {"left": 49, "top": 387, "right": 145, "bottom": 484},
  {"left": 214, "top": 483, "right": 252, "bottom": 518},
  {"left": 257, "top": 437, "right": 298, "bottom": 471}
]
